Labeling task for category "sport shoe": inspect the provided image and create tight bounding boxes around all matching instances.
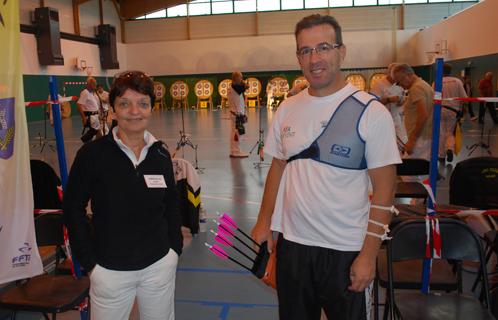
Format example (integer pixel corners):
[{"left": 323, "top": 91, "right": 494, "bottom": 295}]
[
  {"left": 230, "top": 152, "right": 249, "bottom": 158},
  {"left": 446, "top": 149, "right": 454, "bottom": 162}
]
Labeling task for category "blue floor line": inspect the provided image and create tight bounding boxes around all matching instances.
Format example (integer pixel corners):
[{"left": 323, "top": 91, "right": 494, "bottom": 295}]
[
  {"left": 176, "top": 299, "right": 278, "bottom": 320},
  {"left": 177, "top": 267, "right": 251, "bottom": 274}
]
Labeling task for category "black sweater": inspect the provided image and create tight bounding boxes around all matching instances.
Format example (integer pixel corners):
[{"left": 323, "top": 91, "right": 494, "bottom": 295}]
[{"left": 63, "top": 134, "right": 182, "bottom": 271}]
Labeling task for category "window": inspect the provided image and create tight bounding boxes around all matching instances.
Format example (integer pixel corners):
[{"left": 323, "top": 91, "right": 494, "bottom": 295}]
[
  {"left": 146, "top": 9, "right": 166, "bottom": 18},
  {"left": 305, "top": 0, "right": 329, "bottom": 8},
  {"left": 257, "top": 0, "right": 280, "bottom": 11},
  {"left": 131, "top": 0, "right": 477, "bottom": 19},
  {"left": 189, "top": 0, "right": 211, "bottom": 15},
  {"left": 282, "top": 0, "right": 304, "bottom": 10},
  {"left": 378, "top": 0, "right": 403, "bottom": 5},
  {"left": 235, "top": 0, "right": 257, "bottom": 12},
  {"left": 212, "top": 0, "right": 234, "bottom": 14},
  {"left": 354, "top": 0, "right": 377, "bottom": 5},
  {"left": 330, "top": 0, "right": 354, "bottom": 7},
  {"left": 167, "top": 4, "right": 187, "bottom": 17}
]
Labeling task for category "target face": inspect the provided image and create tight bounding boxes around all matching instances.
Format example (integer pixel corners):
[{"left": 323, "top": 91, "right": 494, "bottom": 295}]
[
  {"left": 194, "top": 80, "right": 213, "bottom": 99},
  {"left": 170, "top": 81, "right": 189, "bottom": 99},
  {"left": 267, "top": 77, "right": 289, "bottom": 97},
  {"left": 244, "top": 77, "right": 261, "bottom": 98},
  {"left": 218, "top": 79, "right": 232, "bottom": 99},
  {"left": 154, "top": 82, "right": 165, "bottom": 99},
  {"left": 345, "top": 74, "right": 366, "bottom": 91}
]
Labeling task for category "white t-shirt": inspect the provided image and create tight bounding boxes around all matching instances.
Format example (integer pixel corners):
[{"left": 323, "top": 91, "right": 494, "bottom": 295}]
[
  {"left": 227, "top": 87, "right": 245, "bottom": 115},
  {"left": 265, "top": 83, "right": 401, "bottom": 251},
  {"left": 77, "top": 89, "right": 100, "bottom": 112}
]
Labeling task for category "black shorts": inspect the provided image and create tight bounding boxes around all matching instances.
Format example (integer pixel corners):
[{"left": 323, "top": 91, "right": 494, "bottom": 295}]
[{"left": 276, "top": 234, "right": 370, "bottom": 320}]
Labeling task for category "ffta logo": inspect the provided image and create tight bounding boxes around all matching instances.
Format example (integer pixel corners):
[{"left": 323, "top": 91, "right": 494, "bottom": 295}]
[{"left": 12, "top": 242, "right": 32, "bottom": 268}]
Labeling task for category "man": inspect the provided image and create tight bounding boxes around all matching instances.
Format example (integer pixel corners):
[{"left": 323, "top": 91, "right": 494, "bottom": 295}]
[
  {"left": 478, "top": 72, "right": 498, "bottom": 125},
  {"left": 227, "top": 71, "right": 249, "bottom": 158},
  {"left": 392, "top": 63, "right": 434, "bottom": 160},
  {"left": 251, "top": 14, "right": 400, "bottom": 320},
  {"left": 64, "top": 71, "right": 182, "bottom": 320},
  {"left": 77, "top": 77, "right": 102, "bottom": 142},
  {"left": 370, "top": 63, "right": 407, "bottom": 150},
  {"left": 437, "top": 63, "right": 467, "bottom": 162}
]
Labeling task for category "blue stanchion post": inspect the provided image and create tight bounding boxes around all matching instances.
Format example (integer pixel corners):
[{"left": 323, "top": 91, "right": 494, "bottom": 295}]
[
  {"left": 420, "top": 58, "right": 444, "bottom": 294},
  {"left": 49, "top": 76, "right": 88, "bottom": 319}
]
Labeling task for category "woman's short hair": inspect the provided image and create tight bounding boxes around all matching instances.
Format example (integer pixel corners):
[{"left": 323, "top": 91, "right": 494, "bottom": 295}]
[{"left": 109, "top": 71, "right": 155, "bottom": 109}]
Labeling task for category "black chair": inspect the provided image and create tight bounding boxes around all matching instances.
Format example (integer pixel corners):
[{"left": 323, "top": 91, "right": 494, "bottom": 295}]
[
  {"left": 30, "top": 160, "right": 62, "bottom": 210},
  {"left": 0, "top": 213, "right": 90, "bottom": 320},
  {"left": 386, "top": 219, "right": 493, "bottom": 320},
  {"left": 395, "top": 159, "right": 430, "bottom": 200},
  {"left": 449, "top": 156, "right": 498, "bottom": 295}
]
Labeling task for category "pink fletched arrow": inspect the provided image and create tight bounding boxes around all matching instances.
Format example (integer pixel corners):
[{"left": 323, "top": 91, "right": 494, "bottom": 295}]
[
  {"left": 215, "top": 220, "right": 258, "bottom": 254},
  {"left": 210, "top": 230, "right": 255, "bottom": 263},
  {"left": 210, "top": 229, "right": 233, "bottom": 247},
  {"left": 205, "top": 242, "right": 252, "bottom": 271},
  {"left": 219, "top": 212, "right": 261, "bottom": 248},
  {"left": 205, "top": 243, "right": 228, "bottom": 260},
  {"left": 220, "top": 213, "right": 237, "bottom": 229}
]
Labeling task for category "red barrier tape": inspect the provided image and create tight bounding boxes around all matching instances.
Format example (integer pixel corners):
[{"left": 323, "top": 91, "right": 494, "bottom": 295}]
[{"left": 25, "top": 96, "right": 78, "bottom": 107}]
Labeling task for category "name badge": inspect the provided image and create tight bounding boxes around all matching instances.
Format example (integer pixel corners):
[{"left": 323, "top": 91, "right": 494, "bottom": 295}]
[{"left": 144, "top": 175, "right": 167, "bottom": 188}]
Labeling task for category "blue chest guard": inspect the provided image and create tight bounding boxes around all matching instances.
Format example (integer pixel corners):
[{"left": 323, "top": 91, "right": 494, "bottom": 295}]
[{"left": 288, "top": 91, "right": 377, "bottom": 170}]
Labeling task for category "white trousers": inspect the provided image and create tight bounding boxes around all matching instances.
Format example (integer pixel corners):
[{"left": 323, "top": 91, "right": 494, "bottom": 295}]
[
  {"left": 230, "top": 117, "right": 242, "bottom": 155},
  {"left": 90, "top": 249, "right": 178, "bottom": 320}
]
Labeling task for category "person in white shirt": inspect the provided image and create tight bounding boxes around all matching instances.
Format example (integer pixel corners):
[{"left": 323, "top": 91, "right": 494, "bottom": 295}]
[
  {"left": 227, "top": 71, "right": 249, "bottom": 158},
  {"left": 370, "top": 63, "right": 408, "bottom": 151},
  {"left": 436, "top": 63, "right": 467, "bottom": 162},
  {"left": 78, "top": 77, "right": 102, "bottom": 142},
  {"left": 251, "top": 14, "right": 400, "bottom": 320}
]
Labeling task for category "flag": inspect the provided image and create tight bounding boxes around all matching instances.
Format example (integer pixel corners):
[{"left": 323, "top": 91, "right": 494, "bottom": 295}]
[{"left": 0, "top": 0, "right": 43, "bottom": 284}]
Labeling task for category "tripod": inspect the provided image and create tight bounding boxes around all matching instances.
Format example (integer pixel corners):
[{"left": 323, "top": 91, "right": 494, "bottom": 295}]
[
  {"left": 173, "top": 106, "right": 204, "bottom": 173},
  {"left": 32, "top": 104, "right": 56, "bottom": 153},
  {"left": 467, "top": 120, "right": 492, "bottom": 156},
  {"left": 249, "top": 106, "right": 270, "bottom": 169}
]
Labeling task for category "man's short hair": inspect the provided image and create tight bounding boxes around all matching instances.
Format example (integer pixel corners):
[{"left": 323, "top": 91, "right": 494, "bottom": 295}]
[
  {"left": 109, "top": 71, "right": 155, "bottom": 110},
  {"left": 87, "top": 77, "right": 96, "bottom": 84},
  {"left": 392, "top": 63, "right": 415, "bottom": 75},
  {"left": 294, "top": 14, "right": 343, "bottom": 45},
  {"left": 443, "top": 63, "right": 452, "bottom": 76}
]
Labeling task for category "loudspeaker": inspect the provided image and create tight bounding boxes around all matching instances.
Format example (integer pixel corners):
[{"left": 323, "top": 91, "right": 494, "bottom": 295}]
[
  {"left": 34, "top": 7, "right": 64, "bottom": 65},
  {"left": 97, "top": 24, "right": 119, "bottom": 69}
]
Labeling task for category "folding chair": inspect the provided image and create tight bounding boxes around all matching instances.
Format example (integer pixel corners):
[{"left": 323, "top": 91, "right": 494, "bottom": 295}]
[
  {"left": 30, "top": 160, "right": 62, "bottom": 210},
  {"left": 386, "top": 219, "right": 493, "bottom": 320},
  {"left": 0, "top": 213, "right": 90, "bottom": 320},
  {"left": 449, "top": 156, "right": 498, "bottom": 295},
  {"left": 394, "top": 158, "right": 430, "bottom": 200}
]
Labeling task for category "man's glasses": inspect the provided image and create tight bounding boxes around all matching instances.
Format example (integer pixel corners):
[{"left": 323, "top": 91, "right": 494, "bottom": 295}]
[{"left": 297, "top": 43, "right": 342, "bottom": 58}]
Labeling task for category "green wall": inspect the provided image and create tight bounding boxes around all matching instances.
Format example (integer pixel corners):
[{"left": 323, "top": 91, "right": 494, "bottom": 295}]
[
  {"left": 23, "top": 75, "right": 110, "bottom": 122},
  {"left": 23, "top": 53, "right": 497, "bottom": 122}
]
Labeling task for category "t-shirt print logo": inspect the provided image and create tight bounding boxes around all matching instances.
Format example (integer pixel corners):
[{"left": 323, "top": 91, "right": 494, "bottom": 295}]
[
  {"left": 331, "top": 144, "right": 350, "bottom": 158},
  {"left": 281, "top": 126, "right": 295, "bottom": 139}
]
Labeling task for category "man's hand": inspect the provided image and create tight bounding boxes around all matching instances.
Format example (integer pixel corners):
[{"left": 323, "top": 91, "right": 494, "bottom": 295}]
[
  {"left": 348, "top": 253, "right": 376, "bottom": 292},
  {"left": 404, "top": 138, "right": 415, "bottom": 155},
  {"left": 251, "top": 220, "right": 274, "bottom": 253}
]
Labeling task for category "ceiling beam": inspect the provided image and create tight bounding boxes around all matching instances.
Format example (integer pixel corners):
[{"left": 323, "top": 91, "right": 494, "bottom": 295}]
[
  {"left": 120, "top": 0, "right": 188, "bottom": 19},
  {"left": 75, "top": 0, "right": 93, "bottom": 4}
]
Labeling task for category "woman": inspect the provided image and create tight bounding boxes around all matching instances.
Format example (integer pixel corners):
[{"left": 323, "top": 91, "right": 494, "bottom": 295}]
[{"left": 63, "top": 71, "right": 182, "bottom": 320}]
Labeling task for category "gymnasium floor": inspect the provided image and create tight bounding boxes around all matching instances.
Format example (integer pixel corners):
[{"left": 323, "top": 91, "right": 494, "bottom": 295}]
[{"left": 7, "top": 104, "right": 498, "bottom": 319}]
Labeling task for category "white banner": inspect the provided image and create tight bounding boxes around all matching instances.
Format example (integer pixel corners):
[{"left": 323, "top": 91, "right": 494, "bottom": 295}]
[{"left": 0, "top": 0, "right": 43, "bottom": 284}]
